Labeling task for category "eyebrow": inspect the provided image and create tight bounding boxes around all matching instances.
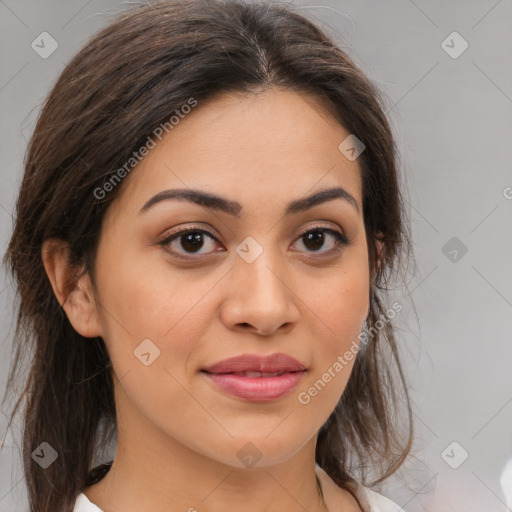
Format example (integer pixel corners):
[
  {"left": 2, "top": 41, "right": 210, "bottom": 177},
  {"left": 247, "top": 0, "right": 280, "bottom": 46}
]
[{"left": 139, "top": 186, "right": 360, "bottom": 216}]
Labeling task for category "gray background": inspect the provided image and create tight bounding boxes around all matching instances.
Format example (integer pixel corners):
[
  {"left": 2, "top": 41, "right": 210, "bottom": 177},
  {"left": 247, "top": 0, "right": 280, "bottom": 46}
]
[{"left": 1, "top": 1, "right": 511, "bottom": 510}]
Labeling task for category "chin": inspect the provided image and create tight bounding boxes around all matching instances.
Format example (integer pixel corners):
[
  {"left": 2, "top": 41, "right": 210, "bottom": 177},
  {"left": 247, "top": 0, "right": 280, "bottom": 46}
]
[{"left": 205, "top": 433, "right": 310, "bottom": 470}]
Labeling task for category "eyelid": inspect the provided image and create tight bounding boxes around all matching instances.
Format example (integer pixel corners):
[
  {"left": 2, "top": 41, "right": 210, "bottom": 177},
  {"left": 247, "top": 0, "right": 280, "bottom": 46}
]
[
  {"left": 295, "top": 222, "right": 346, "bottom": 240},
  {"left": 159, "top": 223, "right": 220, "bottom": 242}
]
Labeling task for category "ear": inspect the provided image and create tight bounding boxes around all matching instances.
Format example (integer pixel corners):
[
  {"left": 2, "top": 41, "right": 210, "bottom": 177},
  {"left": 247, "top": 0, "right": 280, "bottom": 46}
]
[{"left": 41, "top": 238, "right": 102, "bottom": 338}]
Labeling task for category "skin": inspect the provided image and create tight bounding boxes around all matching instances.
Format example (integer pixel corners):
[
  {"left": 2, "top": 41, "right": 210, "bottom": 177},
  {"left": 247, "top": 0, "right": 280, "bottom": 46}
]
[{"left": 43, "top": 87, "right": 380, "bottom": 512}]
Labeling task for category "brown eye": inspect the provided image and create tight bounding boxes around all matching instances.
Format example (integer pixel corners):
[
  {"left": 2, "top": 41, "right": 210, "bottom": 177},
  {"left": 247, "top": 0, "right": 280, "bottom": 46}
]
[
  {"left": 292, "top": 228, "right": 349, "bottom": 255},
  {"left": 159, "top": 229, "right": 224, "bottom": 258}
]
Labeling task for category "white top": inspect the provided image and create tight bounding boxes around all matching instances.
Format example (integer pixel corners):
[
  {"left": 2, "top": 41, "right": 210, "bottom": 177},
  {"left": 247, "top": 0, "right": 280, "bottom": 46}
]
[
  {"left": 74, "top": 488, "right": 402, "bottom": 512},
  {"left": 346, "top": 484, "right": 405, "bottom": 511},
  {"left": 74, "top": 493, "right": 103, "bottom": 512},
  {"left": 74, "top": 470, "right": 404, "bottom": 512}
]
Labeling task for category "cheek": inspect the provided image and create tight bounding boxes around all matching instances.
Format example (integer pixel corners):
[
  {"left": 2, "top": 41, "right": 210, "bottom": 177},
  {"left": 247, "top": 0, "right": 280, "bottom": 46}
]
[
  {"left": 94, "top": 242, "right": 216, "bottom": 339},
  {"left": 308, "top": 259, "right": 370, "bottom": 350},
  {"left": 299, "top": 254, "right": 369, "bottom": 403},
  {"left": 322, "top": 277, "right": 368, "bottom": 346},
  {"left": 91, "top": 255, "right": 220, "bottom": 439},
  {"left": 92, "top": 243, "right": 223, "bottom": 392}
]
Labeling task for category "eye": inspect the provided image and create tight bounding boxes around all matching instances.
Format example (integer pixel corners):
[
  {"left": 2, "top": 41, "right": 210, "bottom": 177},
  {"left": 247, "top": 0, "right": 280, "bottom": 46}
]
[
  {"left": 158, "top": 226, "right": 224, "bottom": 258},
  {"left": 157, "top": 224, "right": 349, "bottom": 260},
  {"left": 291, "top": 226, "right": 349, "bottom": 256}
]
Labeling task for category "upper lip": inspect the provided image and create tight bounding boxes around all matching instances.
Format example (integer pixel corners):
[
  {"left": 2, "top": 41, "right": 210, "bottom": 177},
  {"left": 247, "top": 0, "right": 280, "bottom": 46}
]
[{"left": 202, "top": 353, "right": 307, "bottom": 374}]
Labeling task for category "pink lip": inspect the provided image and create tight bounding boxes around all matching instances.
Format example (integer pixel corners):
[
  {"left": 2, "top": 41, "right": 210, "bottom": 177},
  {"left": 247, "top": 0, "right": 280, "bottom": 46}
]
[
  {"left": 201, "top": 353, "right": 307, "bottom": 402},
  {"left": 202, "top": 353, "right": 306, "bottom": 373}
]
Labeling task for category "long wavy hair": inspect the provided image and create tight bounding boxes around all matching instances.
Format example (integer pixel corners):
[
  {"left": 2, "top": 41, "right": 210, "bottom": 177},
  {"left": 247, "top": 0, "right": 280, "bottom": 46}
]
[{"left": 2, "top": 1, "right": 414, "bottom": 510}]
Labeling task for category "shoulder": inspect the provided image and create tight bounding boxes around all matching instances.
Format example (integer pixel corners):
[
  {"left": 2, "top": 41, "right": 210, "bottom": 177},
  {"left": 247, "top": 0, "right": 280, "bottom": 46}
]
[
  {"left": 315, "top": 465, "right": 405, "bottom": 512},
  {"left": 73, "top": 492, "right": 104, "bottom": 512}
]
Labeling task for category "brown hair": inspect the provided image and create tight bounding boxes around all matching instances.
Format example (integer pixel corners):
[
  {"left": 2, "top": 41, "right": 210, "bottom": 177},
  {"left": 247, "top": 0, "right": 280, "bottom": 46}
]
[{"left": 2, "top": 0, "right": 414, "bottom": 510}]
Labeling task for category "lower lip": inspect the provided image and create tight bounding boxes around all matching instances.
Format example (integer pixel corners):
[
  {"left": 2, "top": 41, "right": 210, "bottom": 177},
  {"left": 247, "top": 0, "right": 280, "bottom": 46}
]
[{"left": 203, "top": 371, "right": 306, "bottom": 401}]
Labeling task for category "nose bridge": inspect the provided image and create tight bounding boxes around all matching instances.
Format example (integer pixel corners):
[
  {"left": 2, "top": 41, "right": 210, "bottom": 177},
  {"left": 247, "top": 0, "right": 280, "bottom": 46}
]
[
  {"left": 234, "top": 235, "right": 288, "bottom": 301},
  {"left": 221, "top": 234, "right": 299, "bottom": 334}
]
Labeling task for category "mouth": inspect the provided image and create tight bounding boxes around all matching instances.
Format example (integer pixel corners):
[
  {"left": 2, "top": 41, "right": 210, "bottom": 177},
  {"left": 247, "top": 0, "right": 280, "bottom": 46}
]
[
  {"left": 201, "top": 353, "right": 307, "bottom": 402},
  {"left": 206, "top": 370, "right": 289, "bottom": 377}
]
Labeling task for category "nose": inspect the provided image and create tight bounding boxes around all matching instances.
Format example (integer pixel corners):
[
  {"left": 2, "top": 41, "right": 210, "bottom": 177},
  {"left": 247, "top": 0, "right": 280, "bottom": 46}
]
[{"left": 219, "top": 247, "right": 300, "bottom": 336}]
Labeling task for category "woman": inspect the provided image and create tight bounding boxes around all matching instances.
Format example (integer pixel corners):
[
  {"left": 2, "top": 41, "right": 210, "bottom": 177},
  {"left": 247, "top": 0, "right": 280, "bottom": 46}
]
[{"left": 2, "top": 0, "right": 414, "bottom": 510}]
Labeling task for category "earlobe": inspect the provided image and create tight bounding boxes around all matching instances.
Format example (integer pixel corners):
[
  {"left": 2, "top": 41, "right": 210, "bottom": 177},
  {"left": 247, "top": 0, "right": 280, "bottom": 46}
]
[{"left": 41, "top": 238, "right": 102, "bottom": 338}]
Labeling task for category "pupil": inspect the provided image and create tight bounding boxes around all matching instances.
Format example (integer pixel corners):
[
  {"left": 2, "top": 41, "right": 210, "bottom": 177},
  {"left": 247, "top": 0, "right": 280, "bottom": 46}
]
[
  {"left": 304, "top": 231, "right": 324, "bottom": 251},
  {"left": 182, "top": 232, "right": 204, "bottom": 252}
]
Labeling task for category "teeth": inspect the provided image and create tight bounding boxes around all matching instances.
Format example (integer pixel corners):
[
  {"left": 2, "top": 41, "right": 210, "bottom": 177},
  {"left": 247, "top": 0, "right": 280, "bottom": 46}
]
[
  {"left": 232, "top": 371, "right": 285, "bottom": 377},
  {"left": 244, "top": 371, "right": 263, "bottom": 377}
]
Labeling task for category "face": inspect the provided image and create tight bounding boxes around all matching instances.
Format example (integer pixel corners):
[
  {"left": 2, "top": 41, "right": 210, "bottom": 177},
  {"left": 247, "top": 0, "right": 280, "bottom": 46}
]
[{"left": 86, "top": 87, "right": 370, "bottom": 468}]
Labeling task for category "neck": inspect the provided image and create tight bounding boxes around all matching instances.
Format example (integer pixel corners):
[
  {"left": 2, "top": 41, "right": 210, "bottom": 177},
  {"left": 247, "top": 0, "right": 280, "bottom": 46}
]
[
  {"left": 84, "top": 393, "right": 328, "bottom": 512},
  {"left": 86, "top": 441, "right": 327, "bottom": 512}
]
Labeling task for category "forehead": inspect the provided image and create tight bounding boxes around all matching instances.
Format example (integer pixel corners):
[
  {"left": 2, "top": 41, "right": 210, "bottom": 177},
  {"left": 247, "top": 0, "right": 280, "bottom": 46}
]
[{"left": 110, "top": 87, "right": 363, "bottom": 218}]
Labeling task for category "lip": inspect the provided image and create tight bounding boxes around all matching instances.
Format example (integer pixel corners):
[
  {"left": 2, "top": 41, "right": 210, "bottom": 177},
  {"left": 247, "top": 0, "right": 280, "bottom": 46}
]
[
  {"left": 201, "top": 353, "right": 307, "bottom": 402},
  {"left": 202, "top": 353, "right": 307, "bottom": 374}
]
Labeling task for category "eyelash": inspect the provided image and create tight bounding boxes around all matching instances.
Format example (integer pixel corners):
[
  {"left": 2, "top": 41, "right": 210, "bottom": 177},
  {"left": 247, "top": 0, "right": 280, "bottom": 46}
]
[{"left": 157, "top": 224, "right": 350, "bottom": 260}]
